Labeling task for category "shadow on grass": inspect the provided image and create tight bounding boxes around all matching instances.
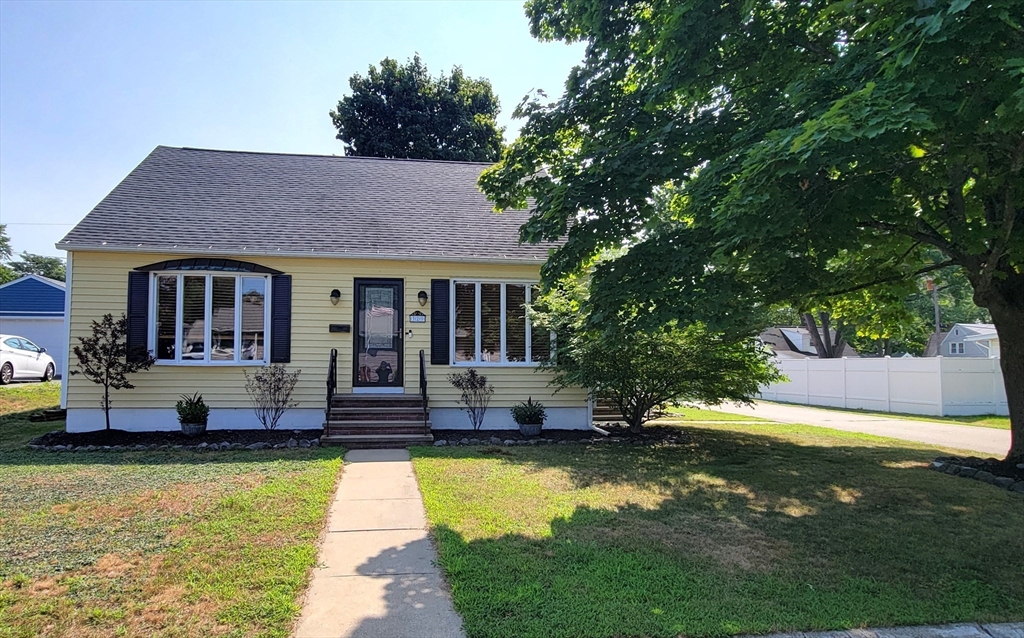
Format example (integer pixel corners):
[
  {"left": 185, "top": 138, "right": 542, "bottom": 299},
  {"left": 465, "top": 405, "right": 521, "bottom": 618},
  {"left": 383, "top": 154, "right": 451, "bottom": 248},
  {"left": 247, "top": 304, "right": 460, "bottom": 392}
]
[{"left": 406, "top": 428, "right": 1024, "bottom": 638}]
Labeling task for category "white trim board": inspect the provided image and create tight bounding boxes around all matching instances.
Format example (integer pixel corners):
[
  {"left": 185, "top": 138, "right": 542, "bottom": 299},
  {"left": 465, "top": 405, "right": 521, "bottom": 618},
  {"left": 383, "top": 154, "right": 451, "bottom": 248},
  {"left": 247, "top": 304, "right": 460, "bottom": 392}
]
[{"left": 0, "top": 273, "right": 66, "bottom": 291}]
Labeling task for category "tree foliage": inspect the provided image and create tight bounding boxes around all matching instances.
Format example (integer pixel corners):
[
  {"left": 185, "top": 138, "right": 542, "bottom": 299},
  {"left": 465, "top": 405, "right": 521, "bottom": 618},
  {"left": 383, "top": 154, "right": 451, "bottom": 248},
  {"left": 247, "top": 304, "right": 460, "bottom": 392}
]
[
  {"left": 9, "top": 252, "right": 65, "bottom": 281},
  {"left": 535, "top": 274, "right": 781, "bottom": 432},
  {"left": 481, "top": 0, "right": 1024, "bottom": 459},
  {"left": 330, "top": 55, "right": 504, "bottom": 162},
  {"left": 0, "top": 225, "right": 15, "bottom": 284},
  {"left": 71, "top": 314, "right": 155, "bottom": 431}
]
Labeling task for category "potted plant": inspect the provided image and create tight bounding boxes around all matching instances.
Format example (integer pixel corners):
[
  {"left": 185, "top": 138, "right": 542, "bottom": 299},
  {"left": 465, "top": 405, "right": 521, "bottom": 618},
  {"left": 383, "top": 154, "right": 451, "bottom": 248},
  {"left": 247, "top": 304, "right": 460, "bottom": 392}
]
[
  {"left": 176, "top": 392, "right": 210, "bottom": 436},
  {"left": 511, "top": 397, "right": 546, "bottom": 437}
]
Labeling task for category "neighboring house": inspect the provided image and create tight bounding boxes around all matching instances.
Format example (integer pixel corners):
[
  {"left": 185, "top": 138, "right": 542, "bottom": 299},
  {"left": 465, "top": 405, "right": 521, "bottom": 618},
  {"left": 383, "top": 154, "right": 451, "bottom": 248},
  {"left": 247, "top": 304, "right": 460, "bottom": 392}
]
[
  {"left": 759, "top": 326, "right": 859, "bottom": 359},
  {"left": 923, "top": 331, "right": 949, "bottom": 357},
  {"left": 0, "top": 274, "right": 67, "bottom": 376},
  {"left": 57, "top": 146, "right": 589, "bottom": 440},
  {"left": 938, "top": 323, "right": 1000, "bottom": 358}
]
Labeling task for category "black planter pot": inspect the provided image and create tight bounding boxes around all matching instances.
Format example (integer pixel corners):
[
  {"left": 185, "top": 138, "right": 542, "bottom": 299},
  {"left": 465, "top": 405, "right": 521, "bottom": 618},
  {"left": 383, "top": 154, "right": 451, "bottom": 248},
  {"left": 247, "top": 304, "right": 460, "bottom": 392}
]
[
  {"left": 518, "top": 423, "right": 542, "bottom": 437},
  {"left": 180, "top": 422, "right": 207, "bottom": 437}
]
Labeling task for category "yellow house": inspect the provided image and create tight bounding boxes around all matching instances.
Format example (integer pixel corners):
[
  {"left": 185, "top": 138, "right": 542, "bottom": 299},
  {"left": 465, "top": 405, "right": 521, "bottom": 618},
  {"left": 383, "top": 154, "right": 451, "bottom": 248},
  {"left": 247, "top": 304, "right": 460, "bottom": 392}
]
[{"left": 58, "top": 146, "right": 590, "bottom": 444}]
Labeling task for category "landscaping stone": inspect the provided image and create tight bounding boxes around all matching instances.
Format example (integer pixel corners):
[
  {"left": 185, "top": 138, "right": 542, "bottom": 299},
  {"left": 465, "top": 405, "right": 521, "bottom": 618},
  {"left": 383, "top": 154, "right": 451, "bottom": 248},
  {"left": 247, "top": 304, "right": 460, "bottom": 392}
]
[
  {"left": 286, "top": 438, "right": 298, "bottom": 448},
  {"left": 299, "top": 439, "right": 311, "bottom": 448},
  {"left": 943, "top": 463, "right": 961, "bottom": 475},
  {"left": 245, "top": 442, "right": 266, "bottom": 450},
  {"left": 310, "top": 438, "right": 320, "bottom": 447},
  {"left": 994, "top": 477, "right": 1015, "bottom": 489},
  {"left": 459, "top": 438, "right": 469, "bottom": 446},
  {"left": 973, "top": 471, "right": 996, "bottom": 484},
  {"left": 503, "top": 440, "right": 515, "bottom": 446},
  {"left": 273, "top": 442, "right": 286, "bottom": 449},
  {"left": 929, "top": 461, "right": 945, "bottom": 471},
  {"left": 957, "top": 467, "right": 978, "bottom": 479},
  {"left": 197, "top": 442, "right": 208, "bottom": 449},
  {"left": 1010, "top": 482, "right": 1024, "bottom": 493},
  {"left": 489, "top": 436, "right": 502, "bottom": 445},
  {"left": 433, "top": 440, "right": 448, "bottom": 447}
]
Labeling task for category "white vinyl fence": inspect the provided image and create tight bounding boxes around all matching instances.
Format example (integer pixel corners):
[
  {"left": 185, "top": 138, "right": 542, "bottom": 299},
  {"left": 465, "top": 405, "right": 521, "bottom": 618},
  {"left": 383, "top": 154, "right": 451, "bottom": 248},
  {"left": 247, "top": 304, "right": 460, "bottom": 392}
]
[{"left": 760, "top": 357, "right": 1008, "bottom": 416}]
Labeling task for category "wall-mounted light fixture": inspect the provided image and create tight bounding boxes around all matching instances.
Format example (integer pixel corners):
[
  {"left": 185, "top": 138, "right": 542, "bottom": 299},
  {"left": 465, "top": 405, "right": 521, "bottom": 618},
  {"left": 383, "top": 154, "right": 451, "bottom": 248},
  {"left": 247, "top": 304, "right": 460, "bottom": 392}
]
[
  {"left": 330, "top": 289, "right": 341, "bottom": 306},
  {"left": 417, "top": 290, "right": 429, "bottom": 306}
]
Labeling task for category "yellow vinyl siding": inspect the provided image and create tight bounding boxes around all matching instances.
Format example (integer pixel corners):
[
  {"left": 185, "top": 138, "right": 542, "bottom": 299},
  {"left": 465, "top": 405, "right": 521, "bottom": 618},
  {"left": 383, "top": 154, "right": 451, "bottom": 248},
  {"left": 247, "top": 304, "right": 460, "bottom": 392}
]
[{"left": 66, "top": 251, "right": 587, "bottom": 411}]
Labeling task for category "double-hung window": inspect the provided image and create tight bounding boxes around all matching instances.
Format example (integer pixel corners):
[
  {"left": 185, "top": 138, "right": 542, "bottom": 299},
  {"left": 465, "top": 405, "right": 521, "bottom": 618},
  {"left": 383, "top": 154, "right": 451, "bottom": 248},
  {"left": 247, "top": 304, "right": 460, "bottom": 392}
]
[
  {"left": 451, "top": 280, "right": 551, "bottom": 365},
  {"left": 949, "top": 342, "right": 965, "bottom": 354},
  {"left": 151, "top": 272, "right": 270, "bottom": 364}
]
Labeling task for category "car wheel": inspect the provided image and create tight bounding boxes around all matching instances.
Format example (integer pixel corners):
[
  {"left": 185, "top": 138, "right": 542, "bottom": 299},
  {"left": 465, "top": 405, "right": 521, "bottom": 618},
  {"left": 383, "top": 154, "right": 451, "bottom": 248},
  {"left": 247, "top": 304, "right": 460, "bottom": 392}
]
[
  {"left": 42, "top": 363, "right": 55, "bottom": 382},
  {"left": 0, "top": 362, "right": 13, "bottom": 385}
]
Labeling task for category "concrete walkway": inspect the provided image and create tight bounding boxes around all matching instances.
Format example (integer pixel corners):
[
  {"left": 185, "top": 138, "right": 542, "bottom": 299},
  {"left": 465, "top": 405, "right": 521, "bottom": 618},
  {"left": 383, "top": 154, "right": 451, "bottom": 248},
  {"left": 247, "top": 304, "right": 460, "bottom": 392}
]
[
  {"left": 710, "top": 401, "right": 1010, "bottom": 457},
  {"left": 293, "top": 449, "right": 465, "bottom": 638}
]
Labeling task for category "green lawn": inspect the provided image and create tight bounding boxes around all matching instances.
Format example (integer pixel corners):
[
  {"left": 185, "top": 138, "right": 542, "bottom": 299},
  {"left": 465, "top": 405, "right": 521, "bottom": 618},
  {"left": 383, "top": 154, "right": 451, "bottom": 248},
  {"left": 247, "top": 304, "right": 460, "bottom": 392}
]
[
  {"left": 759, "top": 400, "right": 1010, "bottom": 430},
  {"left": 0, "top": 381, "right": 64, "bottom": 450},
  {"left": 663, "top": 405, "right": 766, "bottom": 422},
  {"left": 0, "top": 382, "right": 343, "bottom": 638},
  {"left": 412, "top": 424, "right": 1024, "bottom": 638}
]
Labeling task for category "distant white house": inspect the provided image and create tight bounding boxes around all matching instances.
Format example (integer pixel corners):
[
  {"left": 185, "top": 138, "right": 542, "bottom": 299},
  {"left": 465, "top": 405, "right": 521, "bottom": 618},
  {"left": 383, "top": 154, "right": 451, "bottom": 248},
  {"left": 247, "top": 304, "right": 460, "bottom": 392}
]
[{"left": 940, "top": 323, "right": 999, "bottom": 358}]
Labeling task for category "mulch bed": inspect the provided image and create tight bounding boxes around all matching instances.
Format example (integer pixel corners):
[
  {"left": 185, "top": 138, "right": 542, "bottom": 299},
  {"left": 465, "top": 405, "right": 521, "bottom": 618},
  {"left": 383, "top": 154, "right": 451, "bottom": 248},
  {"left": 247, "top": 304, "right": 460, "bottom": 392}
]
[
  {"left": 31, "top": 428, "right": 324, "bottom": 448},
  {"left": 431, "top": 424, "right": 690, "bottom": 446}
]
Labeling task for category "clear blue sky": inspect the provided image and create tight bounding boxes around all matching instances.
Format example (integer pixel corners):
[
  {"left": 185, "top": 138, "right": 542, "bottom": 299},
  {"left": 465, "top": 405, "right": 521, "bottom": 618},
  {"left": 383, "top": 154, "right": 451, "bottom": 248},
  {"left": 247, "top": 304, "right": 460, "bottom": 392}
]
[{"left": 0, "top": 1, "right": 584, "bottom": 258}]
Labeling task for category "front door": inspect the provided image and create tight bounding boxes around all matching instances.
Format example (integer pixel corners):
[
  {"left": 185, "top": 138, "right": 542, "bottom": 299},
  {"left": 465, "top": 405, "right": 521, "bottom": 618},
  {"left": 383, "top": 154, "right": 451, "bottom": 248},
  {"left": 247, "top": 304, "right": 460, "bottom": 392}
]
[{"left": 353, "top": 279, "right": 403, "bottom": 389}]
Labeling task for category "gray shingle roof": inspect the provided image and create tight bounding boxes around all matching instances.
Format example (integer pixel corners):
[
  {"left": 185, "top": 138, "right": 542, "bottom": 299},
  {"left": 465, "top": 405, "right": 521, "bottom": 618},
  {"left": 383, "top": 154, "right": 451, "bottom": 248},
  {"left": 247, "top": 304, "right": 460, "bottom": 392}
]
[{"left": 59, "top": 146, "right": 554, "bottom": 262}]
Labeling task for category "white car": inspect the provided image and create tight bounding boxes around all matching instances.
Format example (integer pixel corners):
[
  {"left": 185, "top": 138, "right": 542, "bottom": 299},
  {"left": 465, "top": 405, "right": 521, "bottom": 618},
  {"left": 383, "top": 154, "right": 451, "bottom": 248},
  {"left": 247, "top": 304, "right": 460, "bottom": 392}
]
[{"left": 0, "top": 334, "right": 56, "bottom": 384}]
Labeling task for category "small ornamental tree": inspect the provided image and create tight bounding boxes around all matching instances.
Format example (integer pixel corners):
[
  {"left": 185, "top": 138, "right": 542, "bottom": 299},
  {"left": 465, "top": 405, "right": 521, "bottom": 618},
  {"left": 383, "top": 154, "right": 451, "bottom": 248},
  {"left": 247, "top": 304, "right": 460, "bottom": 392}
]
[
  {"left": 244, "top": 365, "right": 300, "bottom": 430},
  {"left": 448, "top": 369, "right": 494, "bottom": 431},
  {"left": 535, "top": 274, "right": 782, "bottom": 432},
  {"left": 71, "top": 313, "right": 155, "bottom": 430}
]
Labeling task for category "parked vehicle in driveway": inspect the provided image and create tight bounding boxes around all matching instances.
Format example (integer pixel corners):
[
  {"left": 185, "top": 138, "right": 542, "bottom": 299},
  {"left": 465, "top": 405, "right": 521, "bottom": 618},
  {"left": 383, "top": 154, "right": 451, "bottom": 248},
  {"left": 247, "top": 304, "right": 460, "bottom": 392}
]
[{"left": 0, "top": 334, "right": 56, "bottom": 384}]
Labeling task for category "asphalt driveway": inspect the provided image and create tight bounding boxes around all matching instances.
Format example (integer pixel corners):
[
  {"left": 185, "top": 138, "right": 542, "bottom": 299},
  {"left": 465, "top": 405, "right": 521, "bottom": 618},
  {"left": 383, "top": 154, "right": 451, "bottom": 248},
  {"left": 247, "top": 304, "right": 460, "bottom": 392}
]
[{"left": 709, "top": 401, "right": 1011, "bottom": 457}]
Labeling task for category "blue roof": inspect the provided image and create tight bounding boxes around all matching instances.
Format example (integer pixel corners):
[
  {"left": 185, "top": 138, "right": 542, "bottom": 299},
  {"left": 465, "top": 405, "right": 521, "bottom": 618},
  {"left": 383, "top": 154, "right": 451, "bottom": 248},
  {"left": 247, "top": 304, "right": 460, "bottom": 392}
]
[{"left": 0, "top": 275, "right": 66, "bottom": 317}]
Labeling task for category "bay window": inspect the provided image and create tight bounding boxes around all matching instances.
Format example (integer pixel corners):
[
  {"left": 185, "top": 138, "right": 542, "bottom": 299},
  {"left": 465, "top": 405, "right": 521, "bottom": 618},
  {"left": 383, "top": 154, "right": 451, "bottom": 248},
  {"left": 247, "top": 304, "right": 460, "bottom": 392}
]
[
  {"left": 151, "top": 272, "right": 269, "bottom": 364},
  {"left": 452, "top": 280, "right": 552, "bottom": 365}
]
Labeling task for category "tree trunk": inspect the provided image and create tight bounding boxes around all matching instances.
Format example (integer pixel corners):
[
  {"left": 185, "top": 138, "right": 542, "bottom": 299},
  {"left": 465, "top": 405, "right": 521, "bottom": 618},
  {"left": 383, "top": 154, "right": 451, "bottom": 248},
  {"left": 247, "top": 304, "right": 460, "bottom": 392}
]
[
  {"left": 989, "top": 304, "right": 1024, "bottom": 462},
  {"left": 104, "top": 384, "right": 111, "bottom": 431}
]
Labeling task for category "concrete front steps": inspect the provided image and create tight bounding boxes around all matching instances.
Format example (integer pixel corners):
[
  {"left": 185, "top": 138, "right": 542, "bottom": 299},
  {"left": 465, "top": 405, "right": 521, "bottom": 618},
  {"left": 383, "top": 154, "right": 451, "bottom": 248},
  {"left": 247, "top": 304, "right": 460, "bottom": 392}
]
[{"left": 322, "top": 394, "right": 433, "bottom": 448}]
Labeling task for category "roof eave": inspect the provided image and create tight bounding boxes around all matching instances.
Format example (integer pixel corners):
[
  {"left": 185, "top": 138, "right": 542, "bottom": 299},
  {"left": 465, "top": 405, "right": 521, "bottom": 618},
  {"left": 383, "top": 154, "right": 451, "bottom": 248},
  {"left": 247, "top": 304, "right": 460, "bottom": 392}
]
[{"left": 56, "top": 243, "right": 550, "bottom": 266}]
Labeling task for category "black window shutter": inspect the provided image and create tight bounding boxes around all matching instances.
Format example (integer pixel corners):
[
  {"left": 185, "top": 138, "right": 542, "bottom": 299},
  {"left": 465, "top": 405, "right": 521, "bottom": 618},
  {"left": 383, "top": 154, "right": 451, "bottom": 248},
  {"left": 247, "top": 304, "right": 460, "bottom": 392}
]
[
  {"left": 430, "top": 279, "right": 450, "bottom": 365},
  {"left": 126, "top": 271, "right": 149, "bottom": 362},
  {"left": 270, "top": 274, "right": 292, "bottom": 363}
]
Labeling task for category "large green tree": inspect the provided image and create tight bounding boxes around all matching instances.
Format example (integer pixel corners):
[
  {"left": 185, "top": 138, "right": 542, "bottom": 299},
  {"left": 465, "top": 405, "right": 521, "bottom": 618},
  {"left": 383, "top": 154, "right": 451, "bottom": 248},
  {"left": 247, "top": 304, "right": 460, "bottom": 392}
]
[
  {"left": 481, "top": 0, "right": 1024, "bottom": 459},
  {"left": 9, "top": 252, "right": 65, "bottom": 281},
  {"left": 0, "top": 225, "right": 14, "bottom": 284},
  {"left": 330, "top": 55, "right": 504, "bottom": 162}
]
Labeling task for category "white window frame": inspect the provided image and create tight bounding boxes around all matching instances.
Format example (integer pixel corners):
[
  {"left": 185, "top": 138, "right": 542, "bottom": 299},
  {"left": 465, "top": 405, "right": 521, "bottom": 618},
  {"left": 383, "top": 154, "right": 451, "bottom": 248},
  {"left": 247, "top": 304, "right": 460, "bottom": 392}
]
[
  {"left": 449, "top": 279, "right": 552, "bottom": 367},
  {"left": 148, "top": 271, "right": 272, "bottom": 366},
  {"left": 949, "top": 342, "right": 964, "bottom": 354}
]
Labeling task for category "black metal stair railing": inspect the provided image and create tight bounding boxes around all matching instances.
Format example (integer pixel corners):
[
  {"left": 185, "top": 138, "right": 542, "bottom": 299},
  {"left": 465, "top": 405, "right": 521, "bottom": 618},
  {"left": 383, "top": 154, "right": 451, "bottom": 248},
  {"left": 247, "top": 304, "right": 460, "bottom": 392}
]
[
  {"left": 419, "top": 349, "right": 428, "bottom": 429},
  {"left": 325, "top": 348, "right": 337, "bottom": 431}
]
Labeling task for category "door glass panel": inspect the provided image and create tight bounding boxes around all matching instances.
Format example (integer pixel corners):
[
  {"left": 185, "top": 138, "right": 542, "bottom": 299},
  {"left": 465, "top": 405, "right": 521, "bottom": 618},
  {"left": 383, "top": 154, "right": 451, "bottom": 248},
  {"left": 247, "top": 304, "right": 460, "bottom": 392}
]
[
  {"left": 156, "top": 275, "right": 177, "bottom": 360},
  {"left": 357, "top": 283, "right": 401, "bottom": 386},
  {"left": 240, "top": 277, "right": 265, "bottom": 361},
  {"left": 211, "top": 277, "right": 236, "bottom": 361}
]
